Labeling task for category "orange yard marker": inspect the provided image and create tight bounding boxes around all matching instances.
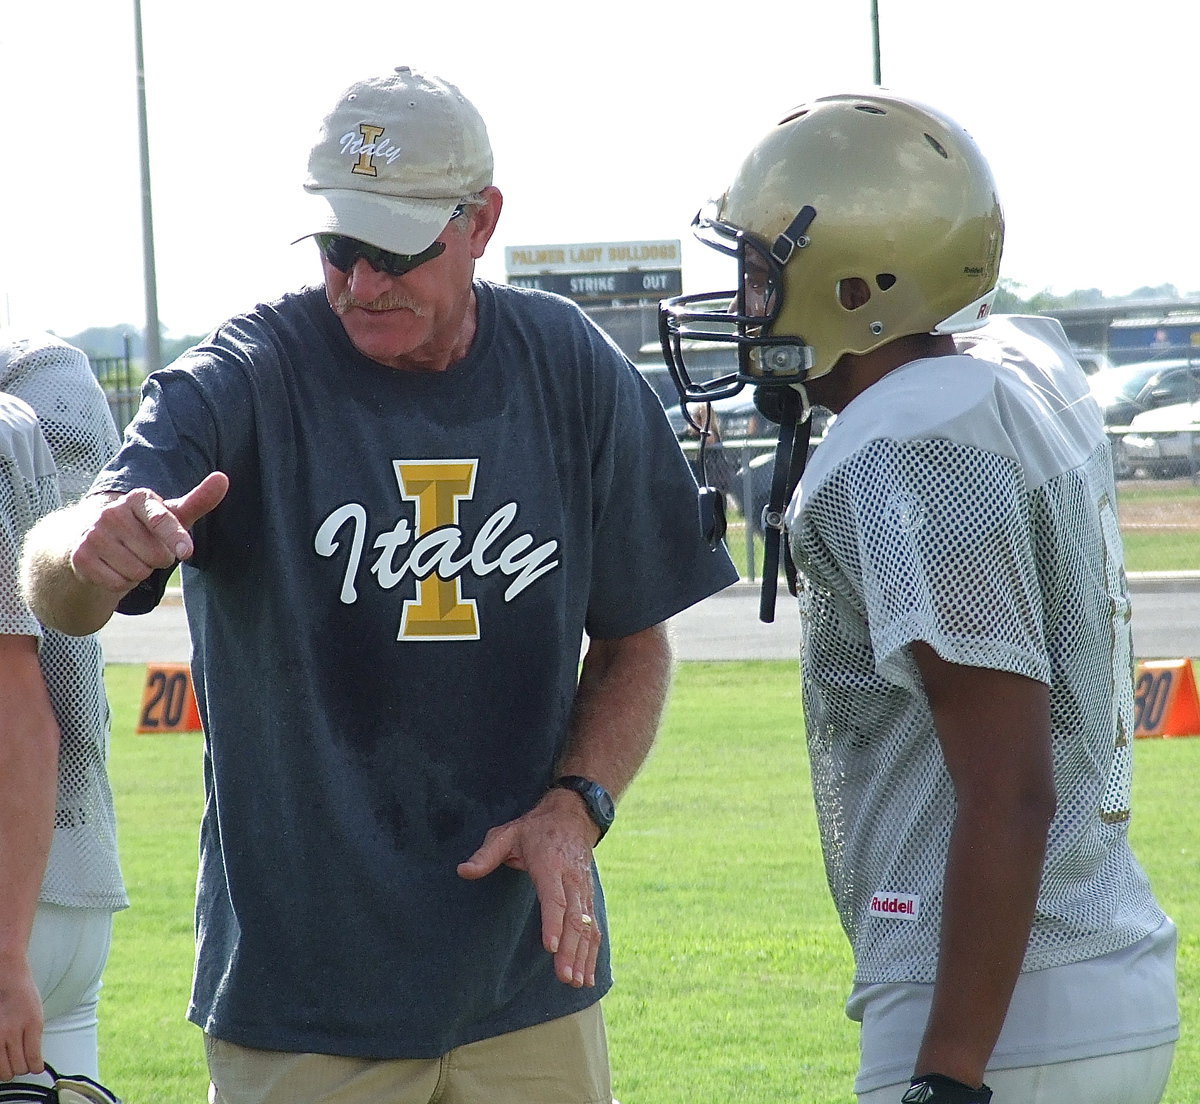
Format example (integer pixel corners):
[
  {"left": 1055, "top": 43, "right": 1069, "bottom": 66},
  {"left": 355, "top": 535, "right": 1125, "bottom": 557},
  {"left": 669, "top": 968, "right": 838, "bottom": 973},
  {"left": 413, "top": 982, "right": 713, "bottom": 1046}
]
[
  {"left": 136, "top": 663, "right": 202, "bottom": 733},
  {"left": 1133, "top": 659, "right": 1200, "bottom": 739}
]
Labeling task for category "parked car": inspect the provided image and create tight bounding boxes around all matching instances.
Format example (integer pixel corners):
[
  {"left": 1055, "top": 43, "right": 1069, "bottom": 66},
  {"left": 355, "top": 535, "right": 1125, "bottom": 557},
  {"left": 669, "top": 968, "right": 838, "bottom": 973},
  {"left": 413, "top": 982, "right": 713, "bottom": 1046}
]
[
  {"left": 635, "top": 338, "right": 840, "bottom": 521},
  {"left": 635, "top": 341, "right": 780, "bottom": 500},
  {"left": 1117, "top": 400, "right": 1200, "bottom": 478},
  {"left": 1070, "top": 347, "right": 1116, "bottom": 376},
  {"left": 635, "top": 341, "right": 765, "bottom": 439},
  {"left": 1088, "top": 359, "right": 1200, "bottom": 427},
  {"left": 673, "top": 392, "right": 779, "bottom": 499}
]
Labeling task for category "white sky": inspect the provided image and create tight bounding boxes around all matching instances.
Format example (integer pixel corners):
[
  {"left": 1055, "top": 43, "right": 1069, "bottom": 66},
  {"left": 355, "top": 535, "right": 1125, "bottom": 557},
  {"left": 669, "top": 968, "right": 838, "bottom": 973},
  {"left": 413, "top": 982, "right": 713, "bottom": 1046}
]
[{"left": 2, "top": 0, "right": 1198, "bottom": 340}]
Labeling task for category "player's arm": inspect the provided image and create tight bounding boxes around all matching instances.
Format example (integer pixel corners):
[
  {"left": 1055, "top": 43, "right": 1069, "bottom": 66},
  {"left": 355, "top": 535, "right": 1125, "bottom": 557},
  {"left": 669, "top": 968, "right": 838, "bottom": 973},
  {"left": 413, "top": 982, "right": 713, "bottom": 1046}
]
[
  {"left": 0, "top": 633, "right": 61, "bottom": 1080},
  {"left": 909, "top": 641, "right": 1057, "bottom": 1091},
  {"left": 21, "top": 473, "right": 229, "bottom": 636},
  {"left": 458, "top": 621, "right": 673, "bottom": 987}
]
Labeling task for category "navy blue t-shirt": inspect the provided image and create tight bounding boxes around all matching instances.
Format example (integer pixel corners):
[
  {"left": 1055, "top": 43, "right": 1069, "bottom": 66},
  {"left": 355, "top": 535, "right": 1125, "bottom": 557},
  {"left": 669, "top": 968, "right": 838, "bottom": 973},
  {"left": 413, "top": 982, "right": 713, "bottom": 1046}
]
[{"left": 97, "top": 281, "right": 737, "bottom": 1057}]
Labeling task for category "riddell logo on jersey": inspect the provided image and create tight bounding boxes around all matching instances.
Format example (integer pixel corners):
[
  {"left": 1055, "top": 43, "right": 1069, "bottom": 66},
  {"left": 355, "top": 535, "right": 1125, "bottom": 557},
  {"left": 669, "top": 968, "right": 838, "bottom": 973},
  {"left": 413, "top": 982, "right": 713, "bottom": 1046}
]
[{"left": 869, "top": 892, "right": 920, "bottom": 920}]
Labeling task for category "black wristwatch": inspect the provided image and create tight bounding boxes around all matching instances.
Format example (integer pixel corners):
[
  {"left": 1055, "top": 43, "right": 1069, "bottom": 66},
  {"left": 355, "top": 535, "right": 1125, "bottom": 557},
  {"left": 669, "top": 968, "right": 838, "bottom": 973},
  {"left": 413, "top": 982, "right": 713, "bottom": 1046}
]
[{"left": 554, "top": 776, "right": 615, "bottom": 841}]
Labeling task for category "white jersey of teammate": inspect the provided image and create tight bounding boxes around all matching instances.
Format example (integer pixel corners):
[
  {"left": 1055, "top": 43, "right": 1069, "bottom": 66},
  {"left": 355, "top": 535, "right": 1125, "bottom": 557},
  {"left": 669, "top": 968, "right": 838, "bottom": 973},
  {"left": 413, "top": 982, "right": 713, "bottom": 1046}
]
[
  {"left": 783, "top": 315, "right": 1176, "bottom": 1090},
  {"left": 0, "top": 333, "right": 126, "bottom": 911}
]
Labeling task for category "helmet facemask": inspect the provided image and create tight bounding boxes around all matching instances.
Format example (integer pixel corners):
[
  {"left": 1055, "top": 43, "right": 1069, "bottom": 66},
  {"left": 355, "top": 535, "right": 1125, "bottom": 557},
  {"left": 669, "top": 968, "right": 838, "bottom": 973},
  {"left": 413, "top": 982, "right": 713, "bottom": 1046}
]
[{"left": 659, "top": 202, "right": 817, "bottom": 419}]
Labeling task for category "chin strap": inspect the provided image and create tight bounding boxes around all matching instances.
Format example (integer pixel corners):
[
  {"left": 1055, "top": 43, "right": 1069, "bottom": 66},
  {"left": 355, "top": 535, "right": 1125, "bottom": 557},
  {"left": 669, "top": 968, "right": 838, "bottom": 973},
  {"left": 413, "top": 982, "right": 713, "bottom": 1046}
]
[
  {"left": 693, "top": 406, "right": 728, "bottom": 549},
  {"left": 758, "top": 387, "right": 811, "bottom": 624}
]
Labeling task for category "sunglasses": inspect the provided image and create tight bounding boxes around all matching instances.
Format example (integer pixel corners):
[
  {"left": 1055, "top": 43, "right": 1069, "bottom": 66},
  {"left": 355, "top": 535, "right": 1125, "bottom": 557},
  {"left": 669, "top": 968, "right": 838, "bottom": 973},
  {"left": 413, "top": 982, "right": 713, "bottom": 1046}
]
[{"left": 316, "top": 206, "right": 466, "bottom": 278}]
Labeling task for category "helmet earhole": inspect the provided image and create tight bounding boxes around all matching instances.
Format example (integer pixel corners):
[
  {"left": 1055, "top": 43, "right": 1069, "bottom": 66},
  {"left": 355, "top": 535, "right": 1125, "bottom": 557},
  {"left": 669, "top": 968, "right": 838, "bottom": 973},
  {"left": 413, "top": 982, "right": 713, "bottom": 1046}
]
[
  {"left": 876, "top": 273, "right": 897, "bottom": 291},
  {"left": 837, "top": 277, "right": 872, "bottom": 311}
]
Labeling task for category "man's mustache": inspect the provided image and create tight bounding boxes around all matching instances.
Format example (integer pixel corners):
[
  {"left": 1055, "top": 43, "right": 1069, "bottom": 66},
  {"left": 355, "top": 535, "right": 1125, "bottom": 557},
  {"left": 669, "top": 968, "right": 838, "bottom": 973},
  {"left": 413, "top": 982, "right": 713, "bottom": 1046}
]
[{"left": 334, "top": 290, "right": 426, "bottom": 316}]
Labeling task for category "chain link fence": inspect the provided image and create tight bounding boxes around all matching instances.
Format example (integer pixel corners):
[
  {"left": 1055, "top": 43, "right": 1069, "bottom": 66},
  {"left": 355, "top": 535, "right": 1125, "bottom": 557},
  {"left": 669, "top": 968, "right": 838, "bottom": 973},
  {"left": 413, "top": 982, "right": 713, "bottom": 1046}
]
[
  {"left": 88, "top": 338, "right": 143, "bottom": 432},
  {"left": 683, "top": 430, "right": 1200, "bottom": 580}
]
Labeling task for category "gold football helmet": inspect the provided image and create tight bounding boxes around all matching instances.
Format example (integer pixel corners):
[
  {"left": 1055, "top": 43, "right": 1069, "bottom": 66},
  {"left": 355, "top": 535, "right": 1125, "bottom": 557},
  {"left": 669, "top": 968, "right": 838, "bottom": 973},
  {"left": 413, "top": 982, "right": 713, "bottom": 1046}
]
[{"left": 659, "top": 90, "right": 1005, "bottom": 401}]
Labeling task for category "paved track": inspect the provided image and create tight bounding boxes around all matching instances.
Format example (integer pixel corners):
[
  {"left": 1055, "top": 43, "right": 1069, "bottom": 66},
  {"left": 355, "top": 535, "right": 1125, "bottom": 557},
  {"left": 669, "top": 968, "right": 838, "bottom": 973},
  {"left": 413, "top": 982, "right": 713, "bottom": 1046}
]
[{"left": 99, "top": 576, "right": 1200, "bottom": 665}]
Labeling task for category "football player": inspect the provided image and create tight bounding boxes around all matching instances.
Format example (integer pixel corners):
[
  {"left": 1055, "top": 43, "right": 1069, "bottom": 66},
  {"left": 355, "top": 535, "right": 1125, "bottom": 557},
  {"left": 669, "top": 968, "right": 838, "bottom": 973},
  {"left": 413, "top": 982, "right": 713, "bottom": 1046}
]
[
  {"left": 1, "top": 332, "right": 126, "bottom": 1094},
  {"left": 660, "top": 91, "right": 1178, "bottom": 1104}
]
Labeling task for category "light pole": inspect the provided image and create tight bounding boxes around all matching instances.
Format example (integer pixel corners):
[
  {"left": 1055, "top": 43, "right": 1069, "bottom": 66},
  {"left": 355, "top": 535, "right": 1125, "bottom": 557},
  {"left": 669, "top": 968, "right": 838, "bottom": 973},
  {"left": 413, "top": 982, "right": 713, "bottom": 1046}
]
[
  {"left": 133, "top": 0, "right": 162, "bottom": 375},
  {"left": 871, "top": 0, "right": 882, "bottom": 85}
]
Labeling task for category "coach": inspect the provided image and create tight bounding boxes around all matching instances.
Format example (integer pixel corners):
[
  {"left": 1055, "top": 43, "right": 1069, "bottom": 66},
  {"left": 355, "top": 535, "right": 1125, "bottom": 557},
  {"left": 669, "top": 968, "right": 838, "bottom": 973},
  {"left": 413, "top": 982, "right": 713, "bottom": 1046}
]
[{"left": 21, "top": 65, "right": 736, "bottom": 1104}]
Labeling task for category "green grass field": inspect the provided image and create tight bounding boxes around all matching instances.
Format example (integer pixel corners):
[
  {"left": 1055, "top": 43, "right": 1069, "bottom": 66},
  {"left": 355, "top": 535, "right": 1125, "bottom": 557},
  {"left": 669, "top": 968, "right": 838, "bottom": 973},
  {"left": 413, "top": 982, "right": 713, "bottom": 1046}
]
[{"left": 98, "top": 661, "right": 1197, "bottom": 1103}]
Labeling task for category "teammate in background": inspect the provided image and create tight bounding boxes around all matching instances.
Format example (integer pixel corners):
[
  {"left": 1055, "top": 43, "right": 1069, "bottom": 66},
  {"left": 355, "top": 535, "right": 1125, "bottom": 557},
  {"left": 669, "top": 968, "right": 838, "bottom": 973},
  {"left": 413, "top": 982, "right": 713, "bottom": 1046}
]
[
  {"left": 21, "top": 67, "right": 737, "bottom": 1104},
  {"left": 1, "top": 332, "right": 127, "bottom": 1087},
  {"left": 659, "top": 92, "right": 1178, "bottom": 1104}
]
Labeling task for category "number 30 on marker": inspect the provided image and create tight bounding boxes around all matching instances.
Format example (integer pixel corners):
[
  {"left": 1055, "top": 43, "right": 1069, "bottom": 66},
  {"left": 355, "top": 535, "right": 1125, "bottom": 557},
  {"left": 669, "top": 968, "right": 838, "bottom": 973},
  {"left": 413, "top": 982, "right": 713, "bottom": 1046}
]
[{"left": 1133, "top": 660, "right": 1200, "bottom": 739}]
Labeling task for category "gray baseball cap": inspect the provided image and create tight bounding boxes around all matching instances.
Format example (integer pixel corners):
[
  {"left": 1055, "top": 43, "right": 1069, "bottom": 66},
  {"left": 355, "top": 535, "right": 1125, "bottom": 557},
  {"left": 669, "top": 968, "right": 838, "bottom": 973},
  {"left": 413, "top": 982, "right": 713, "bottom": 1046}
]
[{"left": 296, "top": 66, "right": 493, "bottom": 254}]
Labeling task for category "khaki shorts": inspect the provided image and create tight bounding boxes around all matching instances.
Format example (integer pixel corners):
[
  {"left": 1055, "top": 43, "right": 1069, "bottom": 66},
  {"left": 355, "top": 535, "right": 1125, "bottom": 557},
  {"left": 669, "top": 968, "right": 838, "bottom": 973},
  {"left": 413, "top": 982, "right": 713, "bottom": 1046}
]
[{"left": 205, "top": 1002, "right": 612, "bottom": 1104}]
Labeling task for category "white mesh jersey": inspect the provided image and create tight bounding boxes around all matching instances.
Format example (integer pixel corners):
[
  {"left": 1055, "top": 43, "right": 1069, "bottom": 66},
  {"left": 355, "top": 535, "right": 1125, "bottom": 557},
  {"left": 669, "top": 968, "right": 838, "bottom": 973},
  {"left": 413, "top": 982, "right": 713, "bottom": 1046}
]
[
  {"left": 1, "top": 333, "right": 127, "bottom": 911},
  {"left": 784, "top": 315, "right": 1165, "bottom": 985}
]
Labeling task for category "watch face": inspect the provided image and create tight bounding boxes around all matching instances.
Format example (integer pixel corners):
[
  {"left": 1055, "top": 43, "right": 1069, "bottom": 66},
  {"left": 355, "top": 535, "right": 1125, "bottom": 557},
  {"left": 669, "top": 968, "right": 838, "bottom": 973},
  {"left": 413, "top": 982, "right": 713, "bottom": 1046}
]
[
  {"left": 558, "top": 776, "right": 615, "bottom": 832},
  {"left": 592, "top": 785, "right": 616, "bottom": 822}
]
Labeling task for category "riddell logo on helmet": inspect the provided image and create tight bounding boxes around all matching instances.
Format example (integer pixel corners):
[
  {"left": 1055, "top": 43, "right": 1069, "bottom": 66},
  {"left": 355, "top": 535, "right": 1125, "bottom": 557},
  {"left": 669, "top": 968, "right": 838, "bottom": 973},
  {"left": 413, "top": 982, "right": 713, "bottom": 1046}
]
[
  {"left": 977, "top": 303, "right": 991, "bottom": 320},
  {"left": 869, "top": 892, "right": 920, "bottom": 920}
]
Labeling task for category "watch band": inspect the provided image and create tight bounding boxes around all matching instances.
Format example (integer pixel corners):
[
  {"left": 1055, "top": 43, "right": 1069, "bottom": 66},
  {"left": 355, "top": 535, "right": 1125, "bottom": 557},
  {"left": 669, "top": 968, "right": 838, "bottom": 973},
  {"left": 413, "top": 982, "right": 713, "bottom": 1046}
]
[{"left": 554, "top": 775, "right": 615, "bottom": 840}]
